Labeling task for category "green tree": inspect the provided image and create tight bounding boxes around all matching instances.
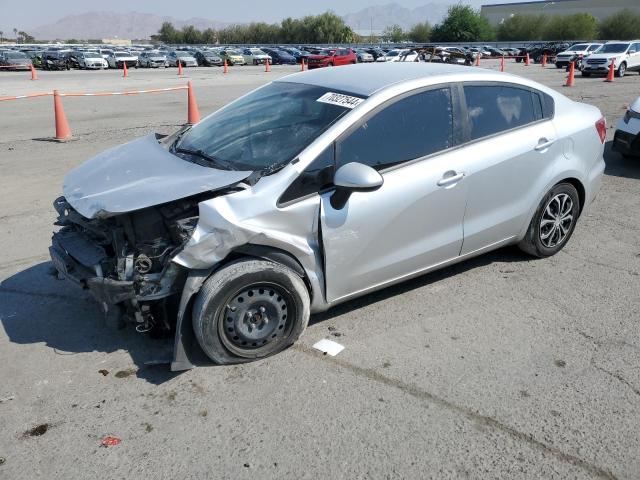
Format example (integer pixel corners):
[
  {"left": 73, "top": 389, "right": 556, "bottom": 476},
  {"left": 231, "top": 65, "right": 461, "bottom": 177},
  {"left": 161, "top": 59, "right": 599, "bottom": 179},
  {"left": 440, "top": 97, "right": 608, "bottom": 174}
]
[
  {"left": 407, "top": 22, "right": 431, "bottom": 42},
  {"left": 542, "top": 13, "right": 598, "bottom": 40},
  {"left": 181, "top": 25, "right": 203, "bottom": 44},
  {"left": 431, "top": 5, "right": 495, "bottom": 42},
  {"left": 382, "top": 24, "right": 406, "bottom": 43},
  {"left": 599, "top": 9, "right": 640, "bottom": 40},
  {"left": 157, "top": 22, "right": 182, "bottom": 43},
  {"left": 497, "top": 14, "right": 546, "bottom": 41}
]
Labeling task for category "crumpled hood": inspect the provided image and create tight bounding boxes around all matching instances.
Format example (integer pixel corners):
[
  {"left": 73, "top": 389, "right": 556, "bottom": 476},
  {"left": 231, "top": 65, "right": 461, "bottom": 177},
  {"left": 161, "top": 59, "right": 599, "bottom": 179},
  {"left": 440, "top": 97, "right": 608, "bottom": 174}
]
[{"left": 63, "top": 134, "right": 252, "bottom": 219}]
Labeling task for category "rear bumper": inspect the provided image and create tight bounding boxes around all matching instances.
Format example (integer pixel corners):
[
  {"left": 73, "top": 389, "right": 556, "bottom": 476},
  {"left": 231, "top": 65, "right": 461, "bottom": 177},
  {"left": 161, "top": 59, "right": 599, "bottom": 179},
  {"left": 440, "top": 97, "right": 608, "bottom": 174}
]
[{"left": 613, "top": 129, "right": 640, "bottom": 156}]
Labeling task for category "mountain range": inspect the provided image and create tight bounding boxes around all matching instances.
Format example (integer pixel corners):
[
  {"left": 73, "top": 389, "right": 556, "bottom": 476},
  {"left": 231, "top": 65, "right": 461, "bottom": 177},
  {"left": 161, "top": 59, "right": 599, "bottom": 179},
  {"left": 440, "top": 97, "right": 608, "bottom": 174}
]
[{"left": 27, "top": 3, "right": 451, "bottom": 40}]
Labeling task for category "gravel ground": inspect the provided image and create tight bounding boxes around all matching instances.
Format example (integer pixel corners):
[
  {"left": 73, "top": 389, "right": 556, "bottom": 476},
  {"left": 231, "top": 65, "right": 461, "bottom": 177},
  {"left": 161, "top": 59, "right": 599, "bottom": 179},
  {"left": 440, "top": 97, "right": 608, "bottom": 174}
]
[{"left": 0, "top": 62, "right": 638, "bottom": 479}]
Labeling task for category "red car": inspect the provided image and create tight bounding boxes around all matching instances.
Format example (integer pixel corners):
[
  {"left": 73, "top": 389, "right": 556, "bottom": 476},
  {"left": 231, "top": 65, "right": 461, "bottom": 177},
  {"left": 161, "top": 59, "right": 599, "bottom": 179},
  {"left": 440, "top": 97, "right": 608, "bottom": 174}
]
[{"left": 307, "top": 48, "right": 357, "bottom": 69}]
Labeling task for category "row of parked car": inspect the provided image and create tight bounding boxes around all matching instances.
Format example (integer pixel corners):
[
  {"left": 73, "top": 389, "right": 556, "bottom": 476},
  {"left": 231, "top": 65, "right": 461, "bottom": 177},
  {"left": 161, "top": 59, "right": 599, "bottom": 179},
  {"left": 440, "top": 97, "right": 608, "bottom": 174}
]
[{"left": 2, "top": 41, "right": 639, "bottom": 77}]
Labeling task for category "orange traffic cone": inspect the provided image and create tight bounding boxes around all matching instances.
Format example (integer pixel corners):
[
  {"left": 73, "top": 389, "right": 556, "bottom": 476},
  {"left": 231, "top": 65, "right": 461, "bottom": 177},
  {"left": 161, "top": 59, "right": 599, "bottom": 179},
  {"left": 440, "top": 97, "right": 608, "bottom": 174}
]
[
  {"left": 30, "top": 63, "right": 38, "bottom": 80},
  {"left": 177, "top": 60, "right": 183, "bottom": 76},
  {"left": 300, "top": 58, "right": 305, "bottom": 71},
  {"left": 525, "top": 53, "right": 530, "bottom": 66},
  {"left": 541, "top": 54, "right": 547, "bottom": 68},
  {"left": 187, "top": 81, "right": 201, "bottom": 125},
  {"left": 500, "top": 56, "right": 505, "bottom": 72},
  {"left": 605, "top": 58, "right": 615, "bottom": 82},
  {"left": 53, "top": 90, "right": 72, "bottom": 141},
  {"left": 564, "top": 61, "right": 575, "bottom": 87},
  {"left": 223, "top": 59, "right": 228, "bottom": 74},
  {"left": 122, "top": 61, "right": 128, "bottom": 78},
  {"left": 475, "top": 54, "right": 480, "bottom": 66},
  {"left": 265, "top": 58, "right": 270, "bottom": 73}
]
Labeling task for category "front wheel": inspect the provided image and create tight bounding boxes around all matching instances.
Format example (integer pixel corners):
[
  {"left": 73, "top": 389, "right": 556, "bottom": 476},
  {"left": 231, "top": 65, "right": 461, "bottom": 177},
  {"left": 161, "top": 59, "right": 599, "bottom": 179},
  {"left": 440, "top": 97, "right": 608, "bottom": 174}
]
[
  {"left": 192, "top": 259, "right": 310, "bottom": 364},
  {"left": 616, "top": 62, "right": 626, "bottom": 77},
  {"left": 518, "top": 183, "right": 580, "bottom": 258}
]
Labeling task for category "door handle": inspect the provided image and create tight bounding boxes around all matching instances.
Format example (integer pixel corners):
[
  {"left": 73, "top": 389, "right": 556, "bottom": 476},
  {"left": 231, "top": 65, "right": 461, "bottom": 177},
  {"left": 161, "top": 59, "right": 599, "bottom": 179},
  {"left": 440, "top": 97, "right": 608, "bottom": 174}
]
[
  {"left": 437, "top": 171, "right": 465, "bottom": 187},
  {"left": 535, "top": 138, "right": 555, "bottom": 151}
]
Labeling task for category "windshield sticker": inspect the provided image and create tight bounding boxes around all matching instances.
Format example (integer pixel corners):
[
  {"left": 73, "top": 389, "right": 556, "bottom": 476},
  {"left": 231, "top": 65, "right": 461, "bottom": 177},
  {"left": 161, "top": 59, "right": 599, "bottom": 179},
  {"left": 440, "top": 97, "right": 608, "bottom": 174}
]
[{"left": 317, "top": 92, "right": 364, "bottom": 109}]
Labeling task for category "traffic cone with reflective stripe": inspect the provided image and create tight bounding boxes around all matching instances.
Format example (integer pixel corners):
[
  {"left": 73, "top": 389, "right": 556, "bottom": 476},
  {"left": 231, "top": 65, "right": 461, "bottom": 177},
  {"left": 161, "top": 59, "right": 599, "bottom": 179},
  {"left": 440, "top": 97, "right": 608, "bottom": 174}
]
[
  {"left": 300, "top": 58, "right": 305, "bottom": 71},
  {"left": 187, "top": 81, "right": 201, "bottom": 125},
  {"left": 541, "top": 54, "right": 547, "bottom": 68},
  {"left": 30, "top": 63, "right": 38, "bottom": 80},
  {"left": 265, "top": 58, "right": 270, "bottom": 72},
  {"left": 564, "top": 61, "right": 575, "bottom": 87},
  {"left": 53, "top": 90, "right": 72, "bottom": 141},
  {"left": 605, "top": 58, "right": 615, "bottom": 82},
  {"left": 525, "top": 53, "right": 530, "bottom": 66},
  {"left": 122, "top": 61, "right": 128, "bottom": 77},
  {"left": 475, "top": 54, "right": 480, "bottom": 66},
  {"left": 223, "top": 59, "right": 228, "bottom": 74},
  {"left": 500, "top": 56, "right": 505, "bottom": 72}
]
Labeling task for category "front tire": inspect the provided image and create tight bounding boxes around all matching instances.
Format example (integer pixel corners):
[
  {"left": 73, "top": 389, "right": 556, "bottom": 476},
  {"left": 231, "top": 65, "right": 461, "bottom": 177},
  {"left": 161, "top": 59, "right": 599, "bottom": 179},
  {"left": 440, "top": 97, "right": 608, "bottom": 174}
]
[
  {"left": 519, "top": 183, "right": 580, "bottom": 258},
  {"left": 616, "top": 62, "right": 626, "bottom": 77},
  {"left": 192, "top": 259, "right": 310, "bottom": 364}
]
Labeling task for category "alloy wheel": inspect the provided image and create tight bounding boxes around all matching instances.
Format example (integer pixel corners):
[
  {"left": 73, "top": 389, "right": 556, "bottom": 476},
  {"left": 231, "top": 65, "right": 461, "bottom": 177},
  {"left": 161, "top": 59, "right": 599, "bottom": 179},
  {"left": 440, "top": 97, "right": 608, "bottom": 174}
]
[{"left": 539, "top": 193, "right": 574, "bottom": 248}]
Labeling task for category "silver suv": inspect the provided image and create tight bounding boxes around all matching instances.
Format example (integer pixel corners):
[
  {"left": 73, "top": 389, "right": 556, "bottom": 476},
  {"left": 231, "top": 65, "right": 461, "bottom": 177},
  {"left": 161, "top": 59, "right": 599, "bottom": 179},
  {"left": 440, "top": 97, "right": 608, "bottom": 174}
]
[
  {"left": 50, "top": 64, "right": 605, "bottom": 369},
  {"left": 582, "top": 40, "right": 640, "bottom": 77}
]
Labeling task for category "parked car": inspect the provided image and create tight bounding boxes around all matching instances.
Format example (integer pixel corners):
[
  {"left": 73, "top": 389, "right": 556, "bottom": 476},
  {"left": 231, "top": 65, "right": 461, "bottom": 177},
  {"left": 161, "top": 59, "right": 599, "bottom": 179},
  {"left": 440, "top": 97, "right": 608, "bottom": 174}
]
[
  {"left": 219, "top": 49, "right": 245, "bottom": 66},
  {"left": 518, "top": 42, "right": 569, "bottom": 63},
  {"left": 42, "top": 50, "right": 71, "bottom": 70},
  {"left": 49, "top": 63, "right": 605, "bottom": 369},
  {"left": 167, "top": 50, "right": 198, "bottom": 67},
  {"left": 138, "top": 51, "right": 167, "bottom": 68},
  {"left": 306, "top": 48, "right": 357, "bottom": 68},
  {"left": 355, "top": 49, "right": 374, "bottom": 63},
  {"left": 107, "top": 51, "right": 138, "bottom": 69},
  {"left": 74, "top": 51, "right": 108, "bottom": 69},
  {"left": 194, "top": 50, "right": 223, "bottom": 67},
  {"left": 242, "top": 48, "right": 271, "bottom": 65},
  {"left": 376, "top": 49, "right": 408, "bottom": 62},
  {"left": 279, "top": 46, "right": 309, "bottom": 63},
  {"left": 99, "top": 49, "right": 114, "bottom": 60},
  {"left": 261, "top": 48, "right": 297, "bottom": 65},
  {"left": 0, "top": 50, "right": 32, "bottom": 70},
  {"left": 582, "top": 40, "right": 640, "bottom": 77},
  {"left": 555, "top": 43, "right": 603, "bottom": 69},
  {"left": 613, "top": 96, "right": 640, "bottom": 158}
]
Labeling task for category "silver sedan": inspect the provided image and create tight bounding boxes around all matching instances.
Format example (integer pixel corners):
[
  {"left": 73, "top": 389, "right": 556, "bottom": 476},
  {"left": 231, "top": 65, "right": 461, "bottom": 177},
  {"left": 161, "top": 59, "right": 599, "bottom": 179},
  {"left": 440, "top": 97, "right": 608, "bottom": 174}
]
[{"left": 50, "top": 63, "right": 605, "bottom": 368}]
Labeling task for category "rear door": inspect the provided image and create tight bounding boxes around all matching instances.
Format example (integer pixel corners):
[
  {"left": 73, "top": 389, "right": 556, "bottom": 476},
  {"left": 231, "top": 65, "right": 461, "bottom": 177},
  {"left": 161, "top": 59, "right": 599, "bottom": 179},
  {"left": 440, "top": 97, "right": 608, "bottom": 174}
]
[
  {"left": 320, "top": 85, "right": 471, "bottom": 303},
  {"left": 458, "top": 82, "right": 558, "bottom": 254},
  {"left": 629, "top": 43, "right": 640, "bottom": 70}
]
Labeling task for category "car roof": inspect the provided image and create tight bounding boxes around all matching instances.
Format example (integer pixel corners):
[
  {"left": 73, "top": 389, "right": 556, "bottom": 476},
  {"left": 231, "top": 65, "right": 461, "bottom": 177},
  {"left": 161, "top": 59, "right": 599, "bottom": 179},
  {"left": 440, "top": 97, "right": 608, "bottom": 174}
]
[{"left": 277, "top": 63, "right": 512, "bottom": 97}]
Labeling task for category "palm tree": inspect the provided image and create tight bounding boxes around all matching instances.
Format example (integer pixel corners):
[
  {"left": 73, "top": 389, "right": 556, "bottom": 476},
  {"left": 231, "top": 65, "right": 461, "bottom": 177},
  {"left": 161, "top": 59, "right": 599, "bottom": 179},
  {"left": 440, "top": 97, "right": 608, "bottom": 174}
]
[
  {"left": 0, "top": 31, "right": 3, "bottom": 43},
  {"left": 13, "top": 28, "right": 18, "bottom": 43}
]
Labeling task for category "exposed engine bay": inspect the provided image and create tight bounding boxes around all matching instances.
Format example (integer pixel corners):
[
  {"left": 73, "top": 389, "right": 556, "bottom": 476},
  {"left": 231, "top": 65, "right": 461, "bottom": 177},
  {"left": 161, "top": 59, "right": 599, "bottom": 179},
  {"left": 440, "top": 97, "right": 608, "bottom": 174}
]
[{"left": 50, "top": 193, "right": 212, "bottom": 334}]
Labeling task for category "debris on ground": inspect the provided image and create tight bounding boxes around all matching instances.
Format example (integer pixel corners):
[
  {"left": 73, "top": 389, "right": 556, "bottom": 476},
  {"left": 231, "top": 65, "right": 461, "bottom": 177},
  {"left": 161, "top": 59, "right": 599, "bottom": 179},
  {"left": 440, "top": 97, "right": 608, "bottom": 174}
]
[
  {"left": 312, "top": 339, "right": 345, "bottom": 357},
  {"left": 98, "top": 370, "right": 109, "bottom": 376},
  {"left": 25, "top": 424, "right": 49, "bottom": 437},
  {"left": 100, "top": 436, "right": 121, "bottom": 447},
  {"left": 114, "top": 369, "right": 136, "bottom": 378},
  {"left": 0, "top": 395, "right": 15, "bottom": 403}
]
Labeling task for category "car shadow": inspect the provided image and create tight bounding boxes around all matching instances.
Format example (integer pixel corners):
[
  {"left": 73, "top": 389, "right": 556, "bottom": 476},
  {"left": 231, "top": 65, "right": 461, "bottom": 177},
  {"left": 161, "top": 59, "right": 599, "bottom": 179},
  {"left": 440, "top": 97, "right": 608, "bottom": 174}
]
[
  {"left": 310, "top": 246, "right": 531, "bottom": 325},
  {"left": 1, "top": 248, "right": 533, "bottom": 381},
  {"left": 604, "top": 140, "right": 640, "bottom": 180},
  {"left": 0, "top": 262, "right": 180, "bottom": 385}
]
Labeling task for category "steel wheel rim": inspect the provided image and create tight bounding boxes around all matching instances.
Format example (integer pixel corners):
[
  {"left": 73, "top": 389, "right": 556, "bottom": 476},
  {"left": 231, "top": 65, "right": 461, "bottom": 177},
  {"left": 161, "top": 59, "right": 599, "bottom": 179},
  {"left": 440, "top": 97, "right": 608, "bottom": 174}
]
[
  {"left": 540, "top": 193, "right": 574, "bottom": 248},
  {"left": 218, "top": 282, "right": 294, "bottom": 357}
]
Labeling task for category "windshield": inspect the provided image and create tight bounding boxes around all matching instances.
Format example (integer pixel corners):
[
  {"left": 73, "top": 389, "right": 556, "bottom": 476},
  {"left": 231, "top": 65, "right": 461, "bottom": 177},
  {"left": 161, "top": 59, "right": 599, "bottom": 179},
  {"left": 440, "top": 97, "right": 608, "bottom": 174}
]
[
  {"left": 7, "top": 52, "right": 27, "bottom": 59},
  {"left": 387, "top": 50, "right": 400, "bottom": 57},
  {"left": 226, "top": 50, "right": 241, "bottom": 55},
  {"left": 318, "top": 49, "right": 334, "bottom": 55},
  {"left": 567, "top": 44, "right": 588, "bottom": 51},
  {"left": 115, "top": 52, "right": 130, "bottom": 57},
  {"left": 250, "top": 49, "right": 265, "bottom": 55},
  {"left": 599, "top": 43, "right": 629, "bottom": 54},
  {"left": 175, "top": 82, "right": 363, "bottom": 171}
]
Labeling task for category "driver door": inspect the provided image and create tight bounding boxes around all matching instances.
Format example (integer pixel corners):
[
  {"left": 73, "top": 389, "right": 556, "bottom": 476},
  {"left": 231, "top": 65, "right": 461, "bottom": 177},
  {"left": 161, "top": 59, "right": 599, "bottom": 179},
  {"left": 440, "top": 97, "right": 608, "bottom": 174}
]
[{"left": 320, "top": 86, "right": 471, "bottom": 303}]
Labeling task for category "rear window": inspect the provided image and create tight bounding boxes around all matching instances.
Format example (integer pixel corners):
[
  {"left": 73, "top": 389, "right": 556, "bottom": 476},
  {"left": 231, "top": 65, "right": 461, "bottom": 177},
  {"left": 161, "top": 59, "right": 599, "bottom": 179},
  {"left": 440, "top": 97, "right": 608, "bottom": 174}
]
[{"left": 463, "top": 85, "right": 538, "bottom": 141}]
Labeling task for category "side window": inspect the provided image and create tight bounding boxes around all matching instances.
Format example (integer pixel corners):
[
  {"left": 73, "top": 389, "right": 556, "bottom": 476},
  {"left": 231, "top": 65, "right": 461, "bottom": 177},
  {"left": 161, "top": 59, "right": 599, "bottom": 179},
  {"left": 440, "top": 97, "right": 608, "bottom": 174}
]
[
  {"left": 279, "top": 146, "right": 335, "bottom": 205},
  {"left": 632, "top": 43, "right": 640, "bottom": 53},
  {"left": 336, "top": 87, "right": 454, "bottom": 171},
  {"left": 588, "top": 45, "right": 600, "bottom": 51},
  {"left": 463, "top": 84, "right": 537, "bottom": 141}
]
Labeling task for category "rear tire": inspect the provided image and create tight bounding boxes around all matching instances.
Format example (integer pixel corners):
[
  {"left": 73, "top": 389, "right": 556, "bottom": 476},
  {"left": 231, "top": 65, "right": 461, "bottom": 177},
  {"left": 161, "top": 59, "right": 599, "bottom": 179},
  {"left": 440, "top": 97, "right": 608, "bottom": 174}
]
[
  {"left": 518, "top": 183, "right": 580, "bottom": 258},
  {"left": 192, "top": 259, "right": 310, "bottom": 364}
]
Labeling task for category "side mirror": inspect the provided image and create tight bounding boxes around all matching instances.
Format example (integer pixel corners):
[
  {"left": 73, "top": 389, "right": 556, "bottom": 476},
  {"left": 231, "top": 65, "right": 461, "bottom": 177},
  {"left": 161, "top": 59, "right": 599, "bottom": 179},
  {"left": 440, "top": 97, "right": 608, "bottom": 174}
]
[{"left": 331, "top": 162, "right": 383, "bottom": 209}]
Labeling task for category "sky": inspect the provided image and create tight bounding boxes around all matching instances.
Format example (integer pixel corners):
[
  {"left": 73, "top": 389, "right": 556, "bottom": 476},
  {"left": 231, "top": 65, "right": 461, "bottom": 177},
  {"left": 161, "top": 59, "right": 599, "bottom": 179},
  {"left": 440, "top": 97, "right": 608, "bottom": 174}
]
[{"left": 0, "top": 0, "right": 525, "bottom": 32}]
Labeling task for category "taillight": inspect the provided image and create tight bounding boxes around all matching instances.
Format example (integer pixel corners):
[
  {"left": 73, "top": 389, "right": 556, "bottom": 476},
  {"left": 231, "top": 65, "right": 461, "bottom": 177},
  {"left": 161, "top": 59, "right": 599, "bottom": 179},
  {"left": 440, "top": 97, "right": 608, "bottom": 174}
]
[{"left": 595, "top": 116, "right": 606, "bottom": 144}]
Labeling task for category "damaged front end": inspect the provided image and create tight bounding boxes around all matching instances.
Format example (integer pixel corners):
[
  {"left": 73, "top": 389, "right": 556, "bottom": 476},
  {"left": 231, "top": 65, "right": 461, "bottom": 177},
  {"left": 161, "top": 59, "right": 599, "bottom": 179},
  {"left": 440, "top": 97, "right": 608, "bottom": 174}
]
[{"left": 50, "top": 196, "right": 201, "bottom": 334}]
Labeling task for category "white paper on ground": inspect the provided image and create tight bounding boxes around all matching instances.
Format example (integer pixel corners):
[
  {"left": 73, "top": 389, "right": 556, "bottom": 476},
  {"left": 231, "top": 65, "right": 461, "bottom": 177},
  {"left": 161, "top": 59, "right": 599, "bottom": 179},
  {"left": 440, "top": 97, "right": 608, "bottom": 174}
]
[{"left": 312, "top": 338, "right": 345, "bottom": 356}]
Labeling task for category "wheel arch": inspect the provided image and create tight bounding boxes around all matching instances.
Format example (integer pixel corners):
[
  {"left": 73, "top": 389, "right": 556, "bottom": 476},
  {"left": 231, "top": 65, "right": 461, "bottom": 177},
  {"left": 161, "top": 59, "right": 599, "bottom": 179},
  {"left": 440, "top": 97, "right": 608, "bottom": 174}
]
[{"left": 560, "top": 177, "right": 586, "bottom": 214}]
